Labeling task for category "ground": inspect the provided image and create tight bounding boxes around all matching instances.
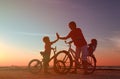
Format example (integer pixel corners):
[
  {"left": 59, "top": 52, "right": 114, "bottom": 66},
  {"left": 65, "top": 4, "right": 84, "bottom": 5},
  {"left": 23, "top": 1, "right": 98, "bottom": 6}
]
[{"left": 0, "top": 68, "right": 120, "bottom": 79}]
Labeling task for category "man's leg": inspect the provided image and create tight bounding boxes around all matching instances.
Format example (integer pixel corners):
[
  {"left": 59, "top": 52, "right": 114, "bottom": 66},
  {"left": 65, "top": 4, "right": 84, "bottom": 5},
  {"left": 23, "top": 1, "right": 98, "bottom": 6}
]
[
  {"left": 81, "top": 45, "right": 89, "bottom": 74},
  {"left": 71, "top": 47, "right": 81, "bottom": 73}
]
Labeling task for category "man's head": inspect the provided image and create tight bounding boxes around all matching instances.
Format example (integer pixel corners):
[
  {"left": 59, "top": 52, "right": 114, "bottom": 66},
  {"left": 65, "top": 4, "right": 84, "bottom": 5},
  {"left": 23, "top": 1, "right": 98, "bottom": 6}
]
[{"left": 68, "top": 21, "right": 77, "bottom": 30}]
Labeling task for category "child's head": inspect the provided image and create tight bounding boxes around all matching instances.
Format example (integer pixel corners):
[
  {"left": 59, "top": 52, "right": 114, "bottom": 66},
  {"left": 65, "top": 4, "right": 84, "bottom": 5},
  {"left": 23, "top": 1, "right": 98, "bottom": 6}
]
[
  {"left": 91, "top": 39, "right": 97, "bottom": 45},
  {"left": 43, "top": 36, "right": 50, "bottom": 43}
]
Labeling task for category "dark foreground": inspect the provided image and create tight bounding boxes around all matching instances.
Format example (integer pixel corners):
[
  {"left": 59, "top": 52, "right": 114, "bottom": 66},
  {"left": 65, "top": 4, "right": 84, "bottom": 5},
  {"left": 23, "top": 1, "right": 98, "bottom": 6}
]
[{"left": 0, "top": 68, "right": 120, "bottom": 79}]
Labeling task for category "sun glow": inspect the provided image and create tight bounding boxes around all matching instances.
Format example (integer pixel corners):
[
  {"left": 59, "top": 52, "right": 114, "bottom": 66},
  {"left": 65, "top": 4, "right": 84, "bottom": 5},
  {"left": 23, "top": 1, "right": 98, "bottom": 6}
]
[{"left": 0, "top": 39, "right": 31, "bottom": 66}]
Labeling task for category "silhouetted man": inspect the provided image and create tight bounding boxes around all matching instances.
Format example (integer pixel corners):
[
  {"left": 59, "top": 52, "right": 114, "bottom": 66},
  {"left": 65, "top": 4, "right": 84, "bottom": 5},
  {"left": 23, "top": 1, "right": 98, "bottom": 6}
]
[{"left": 57, "top": 21, "right": 88, "bottom": 74}]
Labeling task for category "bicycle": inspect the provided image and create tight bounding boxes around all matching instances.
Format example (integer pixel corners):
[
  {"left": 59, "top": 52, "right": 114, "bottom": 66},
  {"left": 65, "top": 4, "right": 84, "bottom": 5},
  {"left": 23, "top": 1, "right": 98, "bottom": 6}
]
[
  {"left": 55, "top": 40, "right": 97, "bottom": 74},
  {"left": 28, "top": 46, "right": 66, "bottom": 74}
]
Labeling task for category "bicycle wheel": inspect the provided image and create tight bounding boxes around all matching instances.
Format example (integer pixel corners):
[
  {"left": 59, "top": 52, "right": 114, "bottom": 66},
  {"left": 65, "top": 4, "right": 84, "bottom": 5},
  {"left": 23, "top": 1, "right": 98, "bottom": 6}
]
[
  {"left": 54, "top": 60, "right": 66, "bottom": 74},
  {"left": 55, "top": 50, "right": 73, "bottom": 74},
  {"left": 87, "top": 55, "right": 96, "bottom": 73},
  {"left": 28, "top": 59, "right": 42, "bottom": 74}
]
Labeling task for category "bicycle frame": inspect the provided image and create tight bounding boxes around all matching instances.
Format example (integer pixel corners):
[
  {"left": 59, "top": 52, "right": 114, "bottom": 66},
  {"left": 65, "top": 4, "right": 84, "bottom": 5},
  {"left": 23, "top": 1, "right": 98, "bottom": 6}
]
[
  {"left": 54, "top": 41, "right": 97, "bottom": 74},
  {"left": 28, "top": 46, "right": 67, "bottom": 74},
  {"left": 65, "top": 41, "right": 83, "bottom": 67},
  {"left": 41, "top": 46, "right": 58, "bottom": 64}
]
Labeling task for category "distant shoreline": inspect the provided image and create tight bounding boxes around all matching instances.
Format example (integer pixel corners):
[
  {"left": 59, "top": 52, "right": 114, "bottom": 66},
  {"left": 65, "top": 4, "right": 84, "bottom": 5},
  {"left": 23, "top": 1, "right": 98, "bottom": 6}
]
[{"left": 0, "top": 66, "right": 120, "bottom": 71}]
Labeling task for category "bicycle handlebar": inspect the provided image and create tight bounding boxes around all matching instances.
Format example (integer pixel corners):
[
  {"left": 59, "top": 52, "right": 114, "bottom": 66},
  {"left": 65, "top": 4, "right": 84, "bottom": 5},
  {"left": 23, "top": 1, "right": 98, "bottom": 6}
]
[
  {"left": 64, "top": 40, "right": 73, "bottom": 45},
  {"left": 64, "top": 40, "right": 73, "bottom": 49},
  {"left": 40, "top": 46, "right": 57, "bottom": 56},
  {"left": 51, "top": 46, "right": 57, "bottom": 53}
]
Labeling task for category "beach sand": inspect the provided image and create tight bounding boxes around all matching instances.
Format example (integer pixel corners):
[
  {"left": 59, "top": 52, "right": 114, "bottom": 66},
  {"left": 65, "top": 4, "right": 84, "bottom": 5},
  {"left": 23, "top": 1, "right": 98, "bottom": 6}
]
[{"left": 0, "top": 68, "right": 120, "bottom": 79}]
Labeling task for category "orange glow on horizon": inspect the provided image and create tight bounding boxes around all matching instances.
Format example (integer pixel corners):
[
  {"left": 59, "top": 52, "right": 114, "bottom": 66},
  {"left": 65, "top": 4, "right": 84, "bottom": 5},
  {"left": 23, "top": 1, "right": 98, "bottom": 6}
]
[{"left": 0, "top": 39, "right": 120, "bottom": 66}]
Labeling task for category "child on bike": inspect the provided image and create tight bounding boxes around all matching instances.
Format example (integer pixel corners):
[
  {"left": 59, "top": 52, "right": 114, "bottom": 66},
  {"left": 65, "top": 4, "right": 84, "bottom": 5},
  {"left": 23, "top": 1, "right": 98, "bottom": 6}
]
[
  {"left": 88, "top": 39, "right": 97, "bottom": 56},
  {"left": 41, "top": 33, "right": 59, "bottom": 73}
]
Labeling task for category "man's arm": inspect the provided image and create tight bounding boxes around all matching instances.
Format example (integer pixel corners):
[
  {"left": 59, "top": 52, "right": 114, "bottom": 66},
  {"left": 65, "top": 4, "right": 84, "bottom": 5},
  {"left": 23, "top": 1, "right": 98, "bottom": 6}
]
[
  {"left": 57, "top": 33, "right": 71, "bottom": 40},
  {"left": 59, "top": 36, "right": 68, "bottom": 40}
]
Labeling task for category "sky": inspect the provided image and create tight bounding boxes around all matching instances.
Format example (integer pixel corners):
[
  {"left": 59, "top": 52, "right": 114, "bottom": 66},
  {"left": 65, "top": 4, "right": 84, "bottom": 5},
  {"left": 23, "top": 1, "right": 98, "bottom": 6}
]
[{"left": 0, "top": 0, "right": 120, "bottom": 66}]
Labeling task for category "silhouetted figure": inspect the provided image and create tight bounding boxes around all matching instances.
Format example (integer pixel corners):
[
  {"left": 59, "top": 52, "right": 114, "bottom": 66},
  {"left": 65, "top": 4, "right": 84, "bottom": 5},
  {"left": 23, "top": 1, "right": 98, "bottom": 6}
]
[
  {"left": 88, "top": 39, "right": 97, "bottom": 56},
  {"left": 57, "top": 21, "right": 89, "bottom": 74},
  {"left": 41, "top": 34, "right": 58, "bottom": 74}
]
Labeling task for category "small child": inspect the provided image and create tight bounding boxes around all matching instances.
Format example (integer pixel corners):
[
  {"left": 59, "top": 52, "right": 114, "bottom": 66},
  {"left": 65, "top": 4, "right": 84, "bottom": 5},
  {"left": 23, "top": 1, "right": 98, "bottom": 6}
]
[
  {"left": 88, "top": 39, "right": 97, "bottom": 56},
  {"left": 41, "top": 33, "right": 59, "bottom": 73}
]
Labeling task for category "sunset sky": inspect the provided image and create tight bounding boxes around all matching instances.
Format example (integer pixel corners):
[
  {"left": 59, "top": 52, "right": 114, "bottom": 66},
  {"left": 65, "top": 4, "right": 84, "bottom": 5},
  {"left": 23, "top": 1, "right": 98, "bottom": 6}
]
[{"left": 0, "top": 0, "right": 120, "bottom": 66}]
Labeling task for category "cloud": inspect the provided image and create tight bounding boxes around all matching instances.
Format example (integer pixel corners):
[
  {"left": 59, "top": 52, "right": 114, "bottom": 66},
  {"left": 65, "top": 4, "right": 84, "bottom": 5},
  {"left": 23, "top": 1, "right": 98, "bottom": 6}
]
[
  {"left": 12, "top": 31, "right": 54, "bottom": 37},
  {"left": 106, "top": 31, "right": 120, "bottom": 52},
  {"left": 110, "top": 37, "right": 120, "bottom": 48},
  {"left": 98, "top": 31, "right": 120, "bottom": 53},
  {"left": 109, "top": 31, "right": 120, "bottom": 47}
]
